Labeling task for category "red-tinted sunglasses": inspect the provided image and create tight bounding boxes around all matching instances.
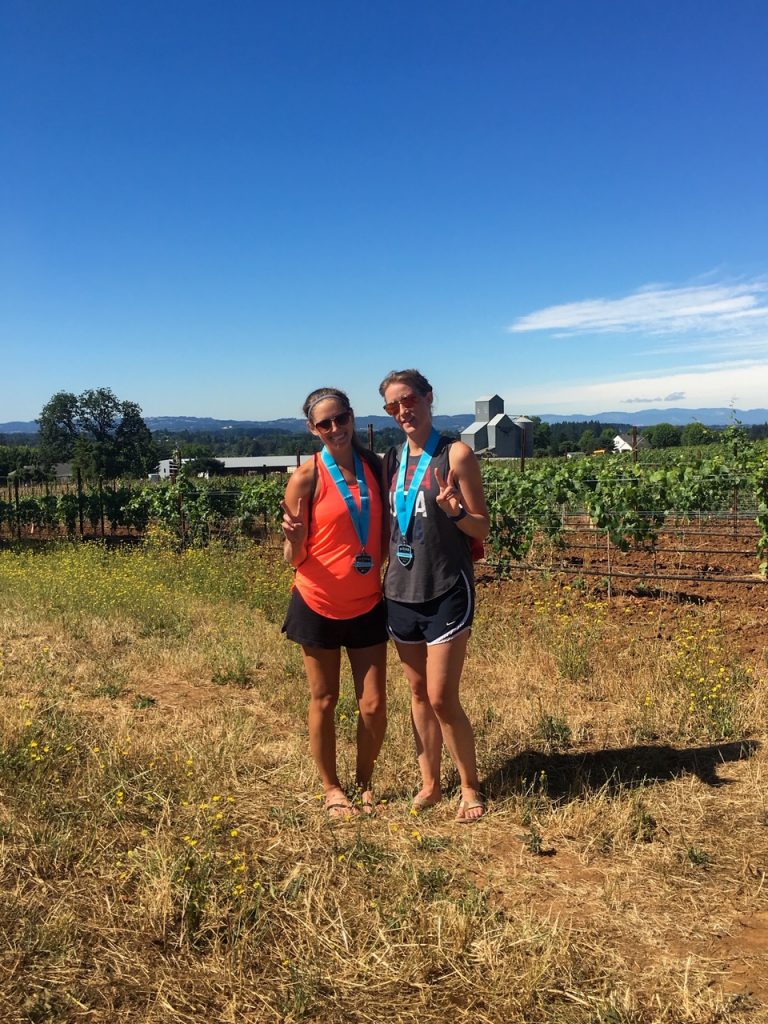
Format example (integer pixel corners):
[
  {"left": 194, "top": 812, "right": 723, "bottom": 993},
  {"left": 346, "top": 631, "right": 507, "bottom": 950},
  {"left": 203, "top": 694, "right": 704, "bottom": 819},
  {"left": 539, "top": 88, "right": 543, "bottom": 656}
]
[
  {"left": 383, "top": 393, "right": 419, "bottom": 416},
  {"left": 313, "top": 410, "right": 352, "bottom": 432}
]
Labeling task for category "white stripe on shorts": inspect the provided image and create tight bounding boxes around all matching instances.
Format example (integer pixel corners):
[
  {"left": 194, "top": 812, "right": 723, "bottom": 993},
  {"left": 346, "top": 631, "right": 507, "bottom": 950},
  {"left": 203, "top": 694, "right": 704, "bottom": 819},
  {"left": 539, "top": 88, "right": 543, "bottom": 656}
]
[{"left": 428, "top": 570, "right": 473, "bottom": 646}]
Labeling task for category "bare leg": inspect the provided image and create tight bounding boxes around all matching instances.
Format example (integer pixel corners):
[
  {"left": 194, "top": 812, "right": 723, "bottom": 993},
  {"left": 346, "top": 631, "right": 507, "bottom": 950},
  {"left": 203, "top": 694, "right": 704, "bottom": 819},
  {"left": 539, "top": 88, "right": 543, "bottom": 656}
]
[
  {"left": 301, "top": 645, "right": 354, "bottom": 814},
  {"left": 423, "top": 633, "right": 483, "bottom": 819},
  {"left": 395, "top": 641, "right": 443, "bottom": 807},
  {"left": 348, "top": 642, "right": 388, "bottom": 809},
  {"left": 396, "top": 633, "right": 484, "bottom": 820}
]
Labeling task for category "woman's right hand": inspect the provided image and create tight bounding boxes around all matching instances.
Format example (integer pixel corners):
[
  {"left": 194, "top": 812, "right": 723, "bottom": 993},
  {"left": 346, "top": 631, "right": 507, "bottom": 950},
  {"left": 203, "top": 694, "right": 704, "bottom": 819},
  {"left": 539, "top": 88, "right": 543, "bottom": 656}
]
[{"left": 281, "top": 497, "right": 306, "bottom": 545}]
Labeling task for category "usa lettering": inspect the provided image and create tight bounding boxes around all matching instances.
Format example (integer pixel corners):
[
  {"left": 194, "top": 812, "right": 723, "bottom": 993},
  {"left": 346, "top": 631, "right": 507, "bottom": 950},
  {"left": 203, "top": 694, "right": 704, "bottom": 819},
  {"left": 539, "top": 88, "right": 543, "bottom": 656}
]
[{"left": 389, "top": 490, "right": 428, "bottom": 517}]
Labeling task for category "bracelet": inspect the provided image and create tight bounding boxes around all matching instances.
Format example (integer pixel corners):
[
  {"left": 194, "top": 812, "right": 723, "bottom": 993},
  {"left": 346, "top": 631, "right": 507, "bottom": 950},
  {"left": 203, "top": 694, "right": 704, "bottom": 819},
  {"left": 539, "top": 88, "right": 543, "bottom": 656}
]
[{"left": 447, "top": 506, "right": 468, "bottom": 522}]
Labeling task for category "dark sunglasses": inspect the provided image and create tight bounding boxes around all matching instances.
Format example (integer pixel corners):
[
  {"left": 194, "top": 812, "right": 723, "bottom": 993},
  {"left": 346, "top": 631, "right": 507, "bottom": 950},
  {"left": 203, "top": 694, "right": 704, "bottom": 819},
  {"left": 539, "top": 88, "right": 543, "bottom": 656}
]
[
  {"left": 313, "top": 410, "right": 352, "bottom": 432},
  {"left": 383, "top": 393, "right": 419, "bottom": 416}
]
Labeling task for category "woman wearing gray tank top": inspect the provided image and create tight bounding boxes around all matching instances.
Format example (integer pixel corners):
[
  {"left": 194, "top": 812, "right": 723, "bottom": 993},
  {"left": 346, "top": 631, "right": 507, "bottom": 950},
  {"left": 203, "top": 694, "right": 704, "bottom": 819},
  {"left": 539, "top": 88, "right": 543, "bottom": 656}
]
[{"left": 380, "top": 369, "right": 490, "bottom": 822}]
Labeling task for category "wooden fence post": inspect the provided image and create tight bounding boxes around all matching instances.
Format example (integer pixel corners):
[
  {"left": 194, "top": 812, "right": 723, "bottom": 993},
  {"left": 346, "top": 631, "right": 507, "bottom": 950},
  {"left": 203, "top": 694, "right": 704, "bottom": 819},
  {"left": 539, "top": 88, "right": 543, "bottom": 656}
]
[
  {"left": 14, "top": 475, "right": 21, "bottom": 541},
  {"left": 77, "top": 468, "right": 85, "bottom": 538}
]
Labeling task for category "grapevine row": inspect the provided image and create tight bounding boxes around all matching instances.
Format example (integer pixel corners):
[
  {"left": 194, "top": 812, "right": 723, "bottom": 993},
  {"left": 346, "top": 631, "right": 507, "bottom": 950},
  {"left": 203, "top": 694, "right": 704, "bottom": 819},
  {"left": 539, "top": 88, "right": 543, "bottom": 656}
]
[{"left": 2, "top": 448, "right": 768, "bottom": 577}]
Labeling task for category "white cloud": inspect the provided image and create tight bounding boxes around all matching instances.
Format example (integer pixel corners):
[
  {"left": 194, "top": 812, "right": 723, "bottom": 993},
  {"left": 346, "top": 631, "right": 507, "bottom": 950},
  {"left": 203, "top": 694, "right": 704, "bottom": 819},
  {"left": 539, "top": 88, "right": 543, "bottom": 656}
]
[
  {"left": 624, "top": 392, "right": 686, "bottom": 404},
  {"left": 506, "top": 359, "right": 768, "bottom": 414},
  {"left": 508, "top": 280, "right": 768, "bottom": 336}
]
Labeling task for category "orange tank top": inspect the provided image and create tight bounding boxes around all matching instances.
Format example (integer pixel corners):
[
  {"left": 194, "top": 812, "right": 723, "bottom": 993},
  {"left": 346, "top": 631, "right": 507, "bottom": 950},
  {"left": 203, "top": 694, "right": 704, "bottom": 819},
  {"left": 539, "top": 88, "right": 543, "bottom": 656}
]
[{"left": 294, "top": 455, "right": 384, "bottom": 619}]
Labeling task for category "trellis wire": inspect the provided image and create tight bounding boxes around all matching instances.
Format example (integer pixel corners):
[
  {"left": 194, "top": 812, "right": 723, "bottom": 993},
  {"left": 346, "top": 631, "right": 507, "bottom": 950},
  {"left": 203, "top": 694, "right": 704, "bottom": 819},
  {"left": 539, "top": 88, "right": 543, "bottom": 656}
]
[{"left": 486, "top": 561, "right": 765, "bottom": 587}]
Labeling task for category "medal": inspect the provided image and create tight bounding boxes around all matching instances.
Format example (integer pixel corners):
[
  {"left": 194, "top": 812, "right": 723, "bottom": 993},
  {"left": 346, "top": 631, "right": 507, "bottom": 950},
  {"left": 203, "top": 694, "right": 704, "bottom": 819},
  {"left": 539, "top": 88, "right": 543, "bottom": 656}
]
[
  {"left": 396, "top": 543, "right": 414, "bottom": 566},
  {"left": 320, "top": 447, "right": 372, "bottom": 575},
  {"left": 353, "top": 551, "right": 374, "bottom": 575},
  {"left": 394, "top": 428, "right": 441, "bottom": 566}
]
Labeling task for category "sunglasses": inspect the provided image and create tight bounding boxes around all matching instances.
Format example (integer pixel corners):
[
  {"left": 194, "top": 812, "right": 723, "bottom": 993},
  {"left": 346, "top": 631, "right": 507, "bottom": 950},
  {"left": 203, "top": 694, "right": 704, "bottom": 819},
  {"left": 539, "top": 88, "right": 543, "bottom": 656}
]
[
  {"left": 313, "top": 410, "right": 352, "bottom": 432},
  {"left": 383, "top": 393, "right": 420, "bottom": 416}
]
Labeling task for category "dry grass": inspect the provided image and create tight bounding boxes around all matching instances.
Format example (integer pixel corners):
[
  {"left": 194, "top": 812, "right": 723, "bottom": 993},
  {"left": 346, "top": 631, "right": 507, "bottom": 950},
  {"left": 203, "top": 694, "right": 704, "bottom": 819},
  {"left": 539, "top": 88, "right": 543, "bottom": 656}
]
[{"left": 1, "top": 541, "right": 767, "bottom": 1023}]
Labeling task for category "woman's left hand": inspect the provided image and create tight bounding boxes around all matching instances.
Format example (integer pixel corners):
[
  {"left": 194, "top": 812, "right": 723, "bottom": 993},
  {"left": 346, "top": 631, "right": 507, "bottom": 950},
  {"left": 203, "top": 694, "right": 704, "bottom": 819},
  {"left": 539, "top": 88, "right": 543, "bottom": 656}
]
[{"left": 434, "top": 467, "right": 463, "bottom": 518}]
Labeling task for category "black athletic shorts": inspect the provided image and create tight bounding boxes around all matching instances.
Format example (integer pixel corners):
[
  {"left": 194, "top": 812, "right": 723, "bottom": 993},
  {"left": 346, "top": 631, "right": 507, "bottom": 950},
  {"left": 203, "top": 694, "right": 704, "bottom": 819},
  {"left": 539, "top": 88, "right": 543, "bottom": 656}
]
[
  {"left": 386, "top": 571, "right": 474, "bottom": 646},
  {"left": 281, "top": 588, "right": 388, "bottom": 650}
]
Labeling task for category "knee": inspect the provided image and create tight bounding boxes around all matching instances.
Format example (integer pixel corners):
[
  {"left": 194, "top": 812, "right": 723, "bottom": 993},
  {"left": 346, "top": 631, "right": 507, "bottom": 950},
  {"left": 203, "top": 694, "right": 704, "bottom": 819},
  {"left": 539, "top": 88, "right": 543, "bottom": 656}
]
[
  {"left": 311, "top": 691, "right": 337, "bottom": 715},
  {"left": 410, "top": 682, "right": 430, "bottom": 707},
  {"left": 430, "top": 692, "right": 461, "bottom": 722},
  {"left": 358, "top": 694, "right": 387, "bottom": 728}
]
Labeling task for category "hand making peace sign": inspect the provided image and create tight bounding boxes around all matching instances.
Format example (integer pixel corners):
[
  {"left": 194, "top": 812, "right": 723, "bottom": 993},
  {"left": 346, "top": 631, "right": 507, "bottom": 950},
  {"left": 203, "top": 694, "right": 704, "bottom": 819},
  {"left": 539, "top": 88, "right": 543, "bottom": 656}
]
[
  {"left": 434, "top": 467, "right": 463, "bottom": 518},
  {"left": 280, "top": 496, "right": 306, "bottom": 544}
]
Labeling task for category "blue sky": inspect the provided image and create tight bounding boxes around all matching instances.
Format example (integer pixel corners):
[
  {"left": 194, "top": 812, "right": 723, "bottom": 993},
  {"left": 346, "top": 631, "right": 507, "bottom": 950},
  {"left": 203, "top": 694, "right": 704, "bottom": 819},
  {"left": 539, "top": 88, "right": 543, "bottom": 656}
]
[{"left": 3, "top": 0, "right": 767, "bottom": 423}]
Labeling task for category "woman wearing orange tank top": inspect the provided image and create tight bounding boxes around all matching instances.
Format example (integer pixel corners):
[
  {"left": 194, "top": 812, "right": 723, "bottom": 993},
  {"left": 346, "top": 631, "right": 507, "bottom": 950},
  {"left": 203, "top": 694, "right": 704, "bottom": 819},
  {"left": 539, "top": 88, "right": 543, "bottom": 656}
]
[{"left": 280, "top": 387, "right": 387, "bottom": 818}]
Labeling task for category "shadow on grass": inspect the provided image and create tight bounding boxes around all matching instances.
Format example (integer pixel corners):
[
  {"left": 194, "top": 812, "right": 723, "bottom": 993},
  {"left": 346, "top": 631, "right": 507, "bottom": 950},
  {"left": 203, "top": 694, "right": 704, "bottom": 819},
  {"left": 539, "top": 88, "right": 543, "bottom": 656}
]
[{"left": 483, "top": 739, "right": 760, "bottom": 802}]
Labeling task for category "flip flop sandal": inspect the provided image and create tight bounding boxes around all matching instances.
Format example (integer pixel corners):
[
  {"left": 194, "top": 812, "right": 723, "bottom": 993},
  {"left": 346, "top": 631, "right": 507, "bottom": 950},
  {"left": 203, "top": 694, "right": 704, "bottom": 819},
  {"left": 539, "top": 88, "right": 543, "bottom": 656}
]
[
  {"left": 412, "top": 795, "right": 441, "bottom": 812},
  {"left": 456, "top": 796, "right": 486, "bottom": 823},
  {"left": 324, "top": 802, "right": 357, "bottom": 819}
]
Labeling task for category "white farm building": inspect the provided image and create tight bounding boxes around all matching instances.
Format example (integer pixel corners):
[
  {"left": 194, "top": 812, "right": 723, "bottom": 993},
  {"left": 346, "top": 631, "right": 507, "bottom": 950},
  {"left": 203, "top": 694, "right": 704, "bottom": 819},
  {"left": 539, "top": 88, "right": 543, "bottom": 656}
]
[{"left": 152, "top": 455, "right": 314, "bottom": 481}]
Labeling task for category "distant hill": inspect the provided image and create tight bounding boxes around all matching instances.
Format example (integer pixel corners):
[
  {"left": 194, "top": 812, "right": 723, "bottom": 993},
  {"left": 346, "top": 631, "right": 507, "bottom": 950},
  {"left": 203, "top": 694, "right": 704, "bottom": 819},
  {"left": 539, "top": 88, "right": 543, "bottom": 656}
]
[
  {"left": 536, "top": 408, "right": 768, "bottom": 426},
  {"left": 145, "top": 414, "right": 475, "bottom": 433},
  {"left": 3, "top": 407, "right": 767, "bottom": 435},
  {"left": 0, "top": 422, "right": 41, "bottom": 434},
  {"left": 0, "top": 414, "right": 475, "bottom": 435}
]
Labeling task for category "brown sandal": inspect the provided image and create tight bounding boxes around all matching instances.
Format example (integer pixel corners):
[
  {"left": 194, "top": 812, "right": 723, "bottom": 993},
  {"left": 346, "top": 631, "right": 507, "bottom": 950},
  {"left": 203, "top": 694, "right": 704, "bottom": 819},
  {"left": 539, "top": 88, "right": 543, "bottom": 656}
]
[
  {"left": 324, "top": 800, "right": 357, "bottom": 819},
  {"left": 456, "top": 795, "right": 486, "bottom": 823}
]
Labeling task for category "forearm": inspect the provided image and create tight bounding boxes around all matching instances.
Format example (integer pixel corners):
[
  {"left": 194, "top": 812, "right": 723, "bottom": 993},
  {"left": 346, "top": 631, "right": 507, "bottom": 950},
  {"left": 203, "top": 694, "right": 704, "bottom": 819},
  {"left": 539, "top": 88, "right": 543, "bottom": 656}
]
[
  {"left": 283, "top": 537, "right": 307, "bottom": 567},
  {"left": 451, "top": 508, "right": 490, "bottom": 540}
]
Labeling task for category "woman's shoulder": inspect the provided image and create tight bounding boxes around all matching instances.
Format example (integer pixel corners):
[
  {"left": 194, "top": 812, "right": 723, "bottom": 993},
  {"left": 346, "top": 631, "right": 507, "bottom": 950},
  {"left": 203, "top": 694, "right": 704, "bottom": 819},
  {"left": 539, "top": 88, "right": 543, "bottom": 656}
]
[
  {"left": 286, "top": 455, "right": 318, "bottom": 496},
  {"left": 445, "top": 438, "right": 479, "bottom": 469}
]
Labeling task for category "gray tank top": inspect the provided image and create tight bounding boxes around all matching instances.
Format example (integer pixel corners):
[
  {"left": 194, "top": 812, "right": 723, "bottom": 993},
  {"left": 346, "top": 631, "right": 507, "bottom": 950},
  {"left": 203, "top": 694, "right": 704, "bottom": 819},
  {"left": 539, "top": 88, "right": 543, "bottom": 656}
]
[{"left": 383, "top": 436, "right": 474, "bottom": 604}]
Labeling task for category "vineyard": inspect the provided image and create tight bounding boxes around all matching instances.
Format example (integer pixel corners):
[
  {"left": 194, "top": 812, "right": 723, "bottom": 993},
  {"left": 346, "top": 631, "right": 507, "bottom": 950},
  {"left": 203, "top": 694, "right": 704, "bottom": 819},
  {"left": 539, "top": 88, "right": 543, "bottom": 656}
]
[
  {"left": 3, "top": 439, "right": 768, "bottom": 587},
  {"left": 482, "top": 445, "right": 768, "bottom": 590},
  {"left": 3, "top": 444, "right": 768, "bottom": 1021}
]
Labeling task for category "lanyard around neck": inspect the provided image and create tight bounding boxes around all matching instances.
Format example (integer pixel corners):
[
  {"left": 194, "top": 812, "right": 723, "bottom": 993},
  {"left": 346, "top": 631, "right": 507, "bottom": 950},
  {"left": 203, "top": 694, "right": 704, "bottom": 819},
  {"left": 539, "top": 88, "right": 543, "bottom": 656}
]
[
  {"left": 395, "top": 427, "right": 440, "bottom": 539},
  {"left": 321, "top": 447, "right": 370, "bottom": 549}
]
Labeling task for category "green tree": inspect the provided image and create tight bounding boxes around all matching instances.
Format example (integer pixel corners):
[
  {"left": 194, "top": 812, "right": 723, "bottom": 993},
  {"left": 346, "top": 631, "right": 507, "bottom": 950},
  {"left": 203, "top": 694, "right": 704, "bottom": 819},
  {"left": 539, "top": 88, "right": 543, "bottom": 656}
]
[
  {"left": 181, "top": 443, "right": 215, "bottom": 459},
  {"left": 37, "top": 388, "right": 157, "bottom": 478},
  {"left": 37, "top": 391, "right": 80, "bottom": 464},
  {"left": 680, "top": 422, "right": 716, "bottom": 447},
  {"left": 115, "top": 402, "right": 156, "bottom": 476},
  {"left": 0, "top": 444, "right": 42, "bottom": 477},
  {"left": 531, "top": 416, "right": 551, "bottom": 456},
  {"left": 182, "top": 457, "right": 226, "bottom": 477},
  {"left": 232, "top": 437, "right": 265, "bottom": 456},
  {"left": 371, "top": 427, "right": 406, "bottom": 451},
  {"left": 578, "top": 428, "right": 597, "bottom": 453},
  {"left": 643, "top": 423, "right": 682, "bottom": 449},
  {"left": 598, "top": 427, "right": 617, "bottom": 451}
]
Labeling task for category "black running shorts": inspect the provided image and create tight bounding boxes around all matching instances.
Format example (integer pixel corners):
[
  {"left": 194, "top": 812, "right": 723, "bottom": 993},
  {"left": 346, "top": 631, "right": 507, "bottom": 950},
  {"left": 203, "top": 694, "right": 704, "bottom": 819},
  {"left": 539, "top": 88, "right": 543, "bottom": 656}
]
[
  {"left": 281, "top": 588, "right": 388, "bottom": 650},
  {"left": 386, "top": 571, "right": 474, "bottom": 646}
]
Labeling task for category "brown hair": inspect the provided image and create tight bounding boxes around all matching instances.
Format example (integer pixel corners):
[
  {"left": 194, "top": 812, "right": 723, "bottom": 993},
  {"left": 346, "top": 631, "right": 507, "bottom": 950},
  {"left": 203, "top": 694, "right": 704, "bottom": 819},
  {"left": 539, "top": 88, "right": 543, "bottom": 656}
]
[
  {"left": 378, "top": 369, "right": 433, "bottom": 398},
  {"left": 302, "top": 387, "right": 352, "bottom": 422},
  {"left": 301, "top": 387, "right": 367, "bottom": 454}
]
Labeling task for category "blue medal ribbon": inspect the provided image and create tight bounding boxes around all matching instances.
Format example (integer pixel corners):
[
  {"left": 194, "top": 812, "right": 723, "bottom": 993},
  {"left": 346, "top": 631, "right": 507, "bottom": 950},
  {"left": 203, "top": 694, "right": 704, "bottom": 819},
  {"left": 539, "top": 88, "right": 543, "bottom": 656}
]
[
  {"left": 395, "top": 427, "right": 441, "bottom": 541},
  {"left": 321, "top": 447, "right": 370, "bottom": 550}
]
